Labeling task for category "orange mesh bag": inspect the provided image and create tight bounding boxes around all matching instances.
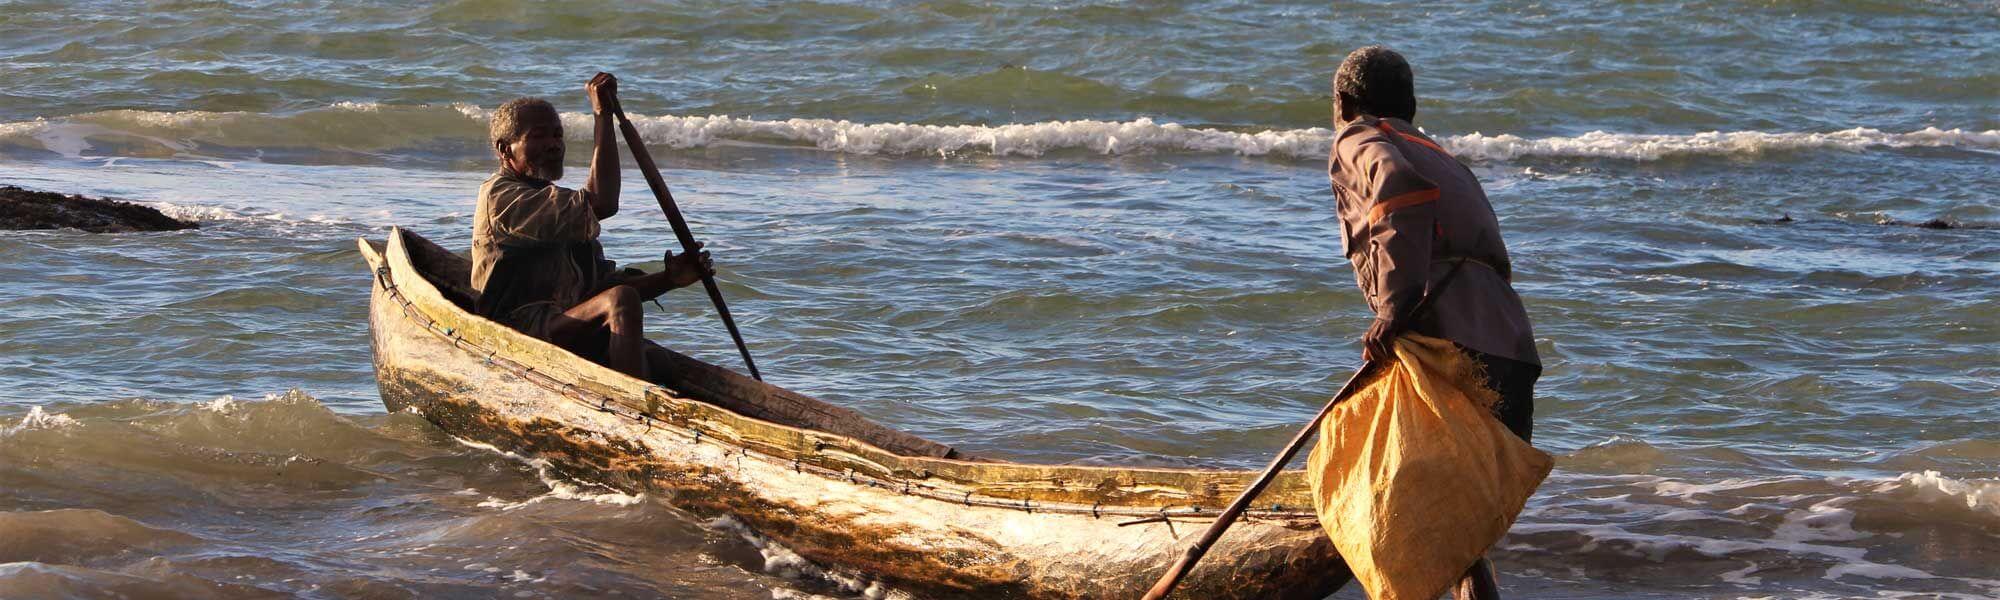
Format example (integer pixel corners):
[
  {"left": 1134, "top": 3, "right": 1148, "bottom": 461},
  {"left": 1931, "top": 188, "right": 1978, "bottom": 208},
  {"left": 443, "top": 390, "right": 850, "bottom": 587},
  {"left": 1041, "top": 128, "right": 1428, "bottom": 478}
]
[{"left": 1305, "top": 333, "right": 1553, "bottom": 600}]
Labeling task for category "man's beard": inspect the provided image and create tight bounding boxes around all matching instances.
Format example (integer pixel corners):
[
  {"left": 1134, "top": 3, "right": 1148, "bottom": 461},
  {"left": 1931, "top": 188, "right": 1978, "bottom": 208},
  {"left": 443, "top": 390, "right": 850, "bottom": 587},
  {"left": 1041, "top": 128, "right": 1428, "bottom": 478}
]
[{"left": 525, "top": 157, "right": 564, "bottom": 181}]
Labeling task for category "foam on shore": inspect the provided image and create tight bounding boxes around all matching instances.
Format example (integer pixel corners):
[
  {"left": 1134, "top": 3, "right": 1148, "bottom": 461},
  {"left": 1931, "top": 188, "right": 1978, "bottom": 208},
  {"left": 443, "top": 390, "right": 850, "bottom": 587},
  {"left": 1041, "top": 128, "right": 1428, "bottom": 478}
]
[{"left": 3, "top": 104, "right": 1993, "bottom": 163}]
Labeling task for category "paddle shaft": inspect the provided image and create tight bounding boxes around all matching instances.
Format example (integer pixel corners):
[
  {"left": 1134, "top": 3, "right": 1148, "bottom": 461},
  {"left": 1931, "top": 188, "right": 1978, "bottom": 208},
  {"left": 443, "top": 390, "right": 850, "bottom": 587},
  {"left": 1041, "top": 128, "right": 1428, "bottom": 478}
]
[
  {"left": 1139, "top": 361, "right": 1377, "bottom": 600},
  {"left": 611, "top": 106, "right": 763, "bottom": 381},
  {"left": 1141, "top": 257, "right": 1474, "bottom": 600}
]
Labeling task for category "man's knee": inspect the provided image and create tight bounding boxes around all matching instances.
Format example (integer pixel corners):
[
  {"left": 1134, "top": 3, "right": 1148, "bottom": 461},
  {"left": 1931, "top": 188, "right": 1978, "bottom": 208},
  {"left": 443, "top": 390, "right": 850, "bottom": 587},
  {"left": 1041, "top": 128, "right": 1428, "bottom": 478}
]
[
  {"left": 603, "top": 285, "right": 645, "bottom": 326},
  {"left": 605, "top": 284, "right": 641, "bottom": 308}
]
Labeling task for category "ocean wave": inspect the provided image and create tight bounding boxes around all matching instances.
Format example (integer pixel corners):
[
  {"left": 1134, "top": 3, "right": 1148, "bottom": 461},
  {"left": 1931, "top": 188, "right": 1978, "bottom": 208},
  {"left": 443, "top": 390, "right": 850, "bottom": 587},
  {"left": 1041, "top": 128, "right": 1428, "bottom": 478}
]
[
  {"left": 134, "top": 200, "right": 373, "bottom": 230},
  {"left": 3, "top": 105, "right": 1994, "bottom": 163},
  {"left": 0, "top": 509, "right": 202, "bottom": 564},
  {"left": 1503, "top": 472, "right": 2000, "bottom": 595},
  {"left": 2, "top": 406, "right": 79, "bottom": 437},
  {"left": 707, "top": 515, "right": 914, "bottom": 600},
  {"left": 453, "top": 437, "right": 647, "bottom": 510},
  {"left": 1448, "top": 127, "right": 2000, "bottom": 161},
  {"left": 1879, "top": 470, "right": 2000, "bottom": 518}
]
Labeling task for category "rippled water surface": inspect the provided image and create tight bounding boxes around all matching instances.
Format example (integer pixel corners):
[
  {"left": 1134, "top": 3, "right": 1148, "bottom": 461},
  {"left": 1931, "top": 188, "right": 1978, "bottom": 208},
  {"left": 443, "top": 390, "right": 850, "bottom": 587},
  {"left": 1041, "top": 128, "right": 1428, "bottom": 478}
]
[{"left": 2, "top": 1, "right": 1997, "bottom": 598}]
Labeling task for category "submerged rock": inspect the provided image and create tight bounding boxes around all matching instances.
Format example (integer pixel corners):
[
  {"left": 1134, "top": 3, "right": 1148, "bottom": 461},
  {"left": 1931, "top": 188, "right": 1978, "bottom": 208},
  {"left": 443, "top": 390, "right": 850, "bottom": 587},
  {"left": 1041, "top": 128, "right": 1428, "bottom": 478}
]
[
  {"left": 1877, "top": 216, "right": 1976, "bottom": 230},
  {"left": 1755, "top": 213, "right": 1985, "bottom": 231},
  {"left": 0, "top": 185, "right": 198, "bottom": 233}
]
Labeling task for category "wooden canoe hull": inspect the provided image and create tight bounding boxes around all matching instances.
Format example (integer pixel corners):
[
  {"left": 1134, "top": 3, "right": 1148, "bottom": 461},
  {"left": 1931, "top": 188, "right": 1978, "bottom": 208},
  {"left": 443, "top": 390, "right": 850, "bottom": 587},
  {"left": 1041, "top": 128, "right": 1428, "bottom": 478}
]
[{"left": 361, "top": 228, "right": 1350, "bottom": 599}]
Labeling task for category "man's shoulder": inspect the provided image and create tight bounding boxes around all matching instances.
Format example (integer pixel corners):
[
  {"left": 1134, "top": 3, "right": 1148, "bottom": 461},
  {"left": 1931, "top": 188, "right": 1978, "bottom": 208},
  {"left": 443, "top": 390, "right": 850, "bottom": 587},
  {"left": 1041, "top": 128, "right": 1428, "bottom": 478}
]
[
  {"left": 481, "top": 171, "right": 532, "bottom": 193},
  {"left": 480, "top": 171, "right": 581, "bottom": 202},
  {"left": 1329, "top": 117, "right": 1395, "bottom": 182},
  {"left": 1334, "top": 117, "right": 1393, "bottom": 147},
  {"left": 477, "top": 171, "right": 516, "bottom": 200}
]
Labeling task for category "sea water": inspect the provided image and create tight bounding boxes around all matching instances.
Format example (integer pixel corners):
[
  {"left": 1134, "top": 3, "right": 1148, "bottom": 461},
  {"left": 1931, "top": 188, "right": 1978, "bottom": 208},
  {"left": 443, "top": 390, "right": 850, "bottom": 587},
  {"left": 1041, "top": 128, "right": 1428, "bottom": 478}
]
[{"left": 1, "top": 1, "right": 1996, "bottom": 598}]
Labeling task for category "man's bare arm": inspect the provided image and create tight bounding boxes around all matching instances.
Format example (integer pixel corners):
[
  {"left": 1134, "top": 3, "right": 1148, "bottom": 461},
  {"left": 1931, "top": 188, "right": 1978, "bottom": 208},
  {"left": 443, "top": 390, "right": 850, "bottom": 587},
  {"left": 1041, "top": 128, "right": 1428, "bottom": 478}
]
[{"left": 582, "top": 72, "right": 620, "bottom": 220}]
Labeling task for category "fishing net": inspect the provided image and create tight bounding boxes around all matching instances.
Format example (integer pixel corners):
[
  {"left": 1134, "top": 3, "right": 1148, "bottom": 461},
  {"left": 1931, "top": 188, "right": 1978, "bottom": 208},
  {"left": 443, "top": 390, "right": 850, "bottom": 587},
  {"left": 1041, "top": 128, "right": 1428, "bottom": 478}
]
[{"left": 1305, "top": 333, "right": 1553, "bottom": 600}]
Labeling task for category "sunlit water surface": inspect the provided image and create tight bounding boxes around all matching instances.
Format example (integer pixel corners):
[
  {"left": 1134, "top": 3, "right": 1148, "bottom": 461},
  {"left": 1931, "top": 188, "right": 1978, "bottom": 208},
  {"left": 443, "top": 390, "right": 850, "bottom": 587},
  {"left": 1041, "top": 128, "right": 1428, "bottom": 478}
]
[{"left": 3, "top": 1, "right": 1997, "bottom": 598}]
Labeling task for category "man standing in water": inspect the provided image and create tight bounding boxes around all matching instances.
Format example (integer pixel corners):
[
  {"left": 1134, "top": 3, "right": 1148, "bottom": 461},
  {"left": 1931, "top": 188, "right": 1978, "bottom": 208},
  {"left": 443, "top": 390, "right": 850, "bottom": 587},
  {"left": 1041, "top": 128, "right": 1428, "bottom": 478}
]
[
  {"left": 1325, "top": 46, "right": 1541, "bottom": 599},
  {"left": 472, "top": 72, "right": 712, "bottom": 379}
]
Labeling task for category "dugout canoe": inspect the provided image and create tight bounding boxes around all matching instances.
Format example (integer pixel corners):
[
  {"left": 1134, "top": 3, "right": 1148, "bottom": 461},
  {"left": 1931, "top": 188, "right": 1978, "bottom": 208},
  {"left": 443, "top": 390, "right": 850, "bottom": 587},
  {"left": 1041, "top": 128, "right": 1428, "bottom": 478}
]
[{"left": 359, "top": 227, "right": 1350, "bottom": 599}]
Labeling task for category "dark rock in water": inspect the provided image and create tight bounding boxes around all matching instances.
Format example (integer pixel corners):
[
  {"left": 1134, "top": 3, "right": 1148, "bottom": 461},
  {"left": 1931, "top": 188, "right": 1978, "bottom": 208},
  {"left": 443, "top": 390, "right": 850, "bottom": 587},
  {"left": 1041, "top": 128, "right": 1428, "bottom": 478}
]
[
  {"left": 1874, "top": 216, "right": 1977, "bottom": 230},
  {"left": 0, "top": 185, "right": 198, "bottom": 233}
]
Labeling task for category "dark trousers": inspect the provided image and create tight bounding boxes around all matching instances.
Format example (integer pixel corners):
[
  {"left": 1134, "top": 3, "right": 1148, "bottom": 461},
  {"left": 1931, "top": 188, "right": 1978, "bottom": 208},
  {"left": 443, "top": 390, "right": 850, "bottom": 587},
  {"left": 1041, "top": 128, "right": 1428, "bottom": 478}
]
[
  {"left": 1459, "top": 345, "right": 1538, "bottom": 443},
  {"left": 1453, "top": 345, "right": 1539, "bottom": 600}
]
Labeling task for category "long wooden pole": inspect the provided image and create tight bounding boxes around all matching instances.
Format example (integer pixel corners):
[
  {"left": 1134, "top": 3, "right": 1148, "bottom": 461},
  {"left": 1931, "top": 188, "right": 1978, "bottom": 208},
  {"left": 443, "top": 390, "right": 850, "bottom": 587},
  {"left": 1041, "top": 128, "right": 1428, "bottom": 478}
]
[
  {"left": 1139, "top": 359, "right": 1379, "bottom": 600},
  {"left": 611, "top": 105, "right": 763, "bottom": 381},
  {"left": 1142, "top": 256, "right": 1474, "bottom": 599}
]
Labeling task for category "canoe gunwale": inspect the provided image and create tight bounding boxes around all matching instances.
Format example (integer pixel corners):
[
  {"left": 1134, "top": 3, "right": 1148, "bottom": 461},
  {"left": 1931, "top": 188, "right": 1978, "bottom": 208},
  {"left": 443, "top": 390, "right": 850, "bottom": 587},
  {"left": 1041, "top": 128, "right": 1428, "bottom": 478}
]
[{"left": 362, "top": 228, "right": 1320, "bottom": 519}]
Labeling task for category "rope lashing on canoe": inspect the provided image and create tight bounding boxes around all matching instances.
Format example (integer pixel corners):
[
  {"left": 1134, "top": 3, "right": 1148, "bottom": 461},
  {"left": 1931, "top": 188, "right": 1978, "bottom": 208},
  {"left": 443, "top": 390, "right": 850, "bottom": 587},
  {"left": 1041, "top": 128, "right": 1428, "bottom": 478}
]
[{"left": 374, "top": 262, "right": 1316, "bottom": 521}]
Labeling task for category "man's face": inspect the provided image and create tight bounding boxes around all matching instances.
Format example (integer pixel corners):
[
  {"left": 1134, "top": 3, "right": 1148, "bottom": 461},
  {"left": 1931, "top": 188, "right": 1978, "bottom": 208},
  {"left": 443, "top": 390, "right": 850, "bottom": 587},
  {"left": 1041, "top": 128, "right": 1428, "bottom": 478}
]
[{"left": 503, "top": 118, "right": 565, "bottom": 181}]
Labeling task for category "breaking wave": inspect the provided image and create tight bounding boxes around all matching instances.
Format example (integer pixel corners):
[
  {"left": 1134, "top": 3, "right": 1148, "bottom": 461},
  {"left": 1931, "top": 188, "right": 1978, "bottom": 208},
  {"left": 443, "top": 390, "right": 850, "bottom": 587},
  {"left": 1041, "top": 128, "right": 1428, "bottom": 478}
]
[
  {"left": 2, "top": 104, "right": 1993, "bottom": 163},
  {"left": 1, "top": 406, "right": 79, "bottom": 437},
  {"left": 452, "top": 437, "right": 648, "bottom": 510},
  {"left": 1498, "top": 471, "right": 2000, "bottom": 597},
  {"left": 1879, "top": 470, "right": 2000, "bottom": 519},
  {"left": 0, "top": 392, "right": 857, "bottom": 598}
]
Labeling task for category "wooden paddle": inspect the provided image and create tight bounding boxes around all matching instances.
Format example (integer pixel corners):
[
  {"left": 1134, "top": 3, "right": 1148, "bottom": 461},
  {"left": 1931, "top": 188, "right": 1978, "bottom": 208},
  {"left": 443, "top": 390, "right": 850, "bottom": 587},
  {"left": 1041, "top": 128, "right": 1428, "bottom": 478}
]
[
  {"left": 1139, "top": 359, "right": 1380, "bottom": 600},
  {"left": 1141, "top": 256, "right": 1475, "bottom": 599},
  {"left": 610, "top": 103, "right": 763, "bottom": 381}
]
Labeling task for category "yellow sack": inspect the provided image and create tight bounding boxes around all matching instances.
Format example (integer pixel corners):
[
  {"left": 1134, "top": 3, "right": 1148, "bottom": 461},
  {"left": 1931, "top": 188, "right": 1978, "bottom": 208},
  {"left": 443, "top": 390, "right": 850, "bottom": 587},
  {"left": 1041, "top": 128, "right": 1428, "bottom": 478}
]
[{"left": 1305, "top": 334, "right": 1553, "bottom": 600}]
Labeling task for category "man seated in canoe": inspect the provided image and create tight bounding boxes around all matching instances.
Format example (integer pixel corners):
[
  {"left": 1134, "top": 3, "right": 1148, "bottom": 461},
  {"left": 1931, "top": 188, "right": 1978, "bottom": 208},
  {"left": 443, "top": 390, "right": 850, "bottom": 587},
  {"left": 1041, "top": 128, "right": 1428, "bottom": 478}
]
[
  {"left": 1325, "top": 46, "right": 1542, "bottom": 599},
  {"left": 471, "top": 72, "right": 711, "bottom": 379}
]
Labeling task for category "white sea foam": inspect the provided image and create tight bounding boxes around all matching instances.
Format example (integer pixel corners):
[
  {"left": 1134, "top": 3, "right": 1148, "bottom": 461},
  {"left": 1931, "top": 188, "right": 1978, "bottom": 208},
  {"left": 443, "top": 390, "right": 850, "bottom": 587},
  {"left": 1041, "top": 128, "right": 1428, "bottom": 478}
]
[
  {"left": 199, "top": 395, "right": 241, "bottom": 413},
  {"left": 1771, "top": 498, "right": 1867, "bottom": 544},
  {"left": 452, "top": 437, "right": 646, "bottom": 510},
  {"left": 706, "top": 516, "right": 913, "bottom": 600},
  {"left": 141, "top": 202, "right": 258, "bottom": 223},
  {"left": 1446, "top": 127, "right": 2000, "bottom": 161},
  {"left": 1718, "top": 562, "right": 1762, "bottom": 586},
  {"left": 136, "top": 200, "right": 363, "bottom": 228},
  {"left": 3, "top": 406, "right": 80, "bottom": 436},
  {"left": 1880, "top": 470, "right": 2000, "bottom": 518},
  {"left": 584, "top": 111, "right": 2000, "bottom": 161},
  {"left": 1510, "top": 473, "right": 2000, "bottom": 592},
  {"left": 6, "top": 105, "right": 1995, "bottom": 162}
]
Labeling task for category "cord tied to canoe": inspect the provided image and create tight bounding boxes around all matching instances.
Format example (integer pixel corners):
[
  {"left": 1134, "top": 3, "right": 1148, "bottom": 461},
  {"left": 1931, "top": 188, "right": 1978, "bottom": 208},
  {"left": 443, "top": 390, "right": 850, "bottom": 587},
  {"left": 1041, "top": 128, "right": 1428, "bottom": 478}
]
[{"left": 374, "top": 251, "right": 1327, "bottom": 522}]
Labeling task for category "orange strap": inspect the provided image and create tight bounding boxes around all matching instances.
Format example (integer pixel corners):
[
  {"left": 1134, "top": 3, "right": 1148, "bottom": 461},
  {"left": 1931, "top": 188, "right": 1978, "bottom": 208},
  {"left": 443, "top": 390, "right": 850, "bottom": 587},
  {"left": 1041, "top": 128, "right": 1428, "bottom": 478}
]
[
  {"left": 1378, "top": 121, "right": 1452, "bottom": 158},
  {"left": 1368, "top": 188, "right": 1439, "bottom": 224}
]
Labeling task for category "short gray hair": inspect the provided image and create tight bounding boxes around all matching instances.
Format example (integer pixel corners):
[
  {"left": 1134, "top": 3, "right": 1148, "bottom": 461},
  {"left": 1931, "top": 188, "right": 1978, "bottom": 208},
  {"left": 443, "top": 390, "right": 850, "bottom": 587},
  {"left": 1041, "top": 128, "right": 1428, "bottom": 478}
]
[
  {"left": 489, "top": 97, "right": 560, "bottom": 147},
  {"left": 1334, "top": 46, "right": 1416, "bottom": 122}
]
